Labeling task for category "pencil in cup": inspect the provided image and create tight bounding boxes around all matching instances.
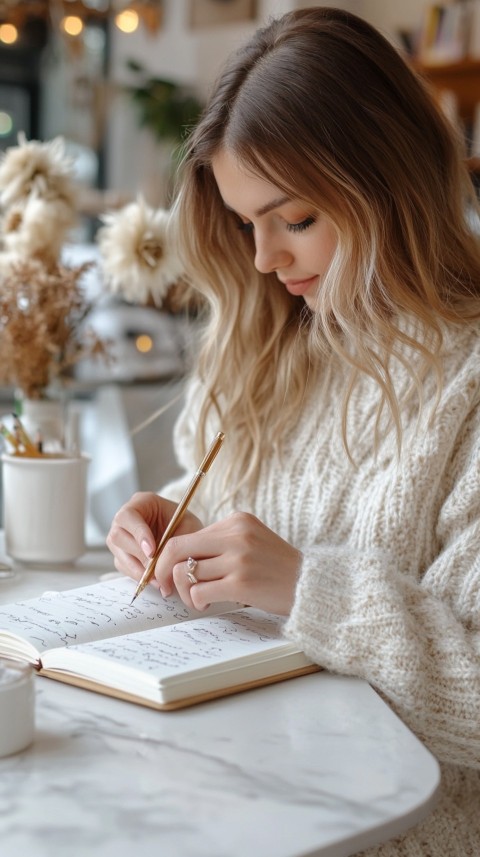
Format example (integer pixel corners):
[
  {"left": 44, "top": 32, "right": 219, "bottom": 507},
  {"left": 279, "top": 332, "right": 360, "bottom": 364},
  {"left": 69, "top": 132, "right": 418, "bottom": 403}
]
[
  {"left": 0, "top": 418, "right": 41, "bottom": 457},
  {"left": 0, "top": 423, "right": 21, "bottom": 454},
  {"left": 130, "top": 431, "right": 225, "bottom": 604}
]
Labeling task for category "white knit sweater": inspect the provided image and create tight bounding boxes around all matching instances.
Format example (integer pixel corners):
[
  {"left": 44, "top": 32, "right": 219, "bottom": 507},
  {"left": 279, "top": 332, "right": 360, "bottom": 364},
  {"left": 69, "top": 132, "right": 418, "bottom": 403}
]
[{"left": 161, "top": 321, "right": 480, "bottom": 856}]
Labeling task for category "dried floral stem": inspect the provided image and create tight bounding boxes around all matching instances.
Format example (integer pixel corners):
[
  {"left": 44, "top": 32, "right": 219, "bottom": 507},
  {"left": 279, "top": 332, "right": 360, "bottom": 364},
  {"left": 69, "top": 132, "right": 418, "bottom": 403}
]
[{"left": 0, "top": 258, "right": 109, "bottom": 398}]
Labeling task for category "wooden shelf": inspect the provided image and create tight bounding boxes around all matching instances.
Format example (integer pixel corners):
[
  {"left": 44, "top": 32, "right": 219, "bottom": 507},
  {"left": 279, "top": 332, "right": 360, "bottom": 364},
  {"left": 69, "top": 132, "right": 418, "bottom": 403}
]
[{"left": 415, "top": 58, "right": 480, "bottom": 124}]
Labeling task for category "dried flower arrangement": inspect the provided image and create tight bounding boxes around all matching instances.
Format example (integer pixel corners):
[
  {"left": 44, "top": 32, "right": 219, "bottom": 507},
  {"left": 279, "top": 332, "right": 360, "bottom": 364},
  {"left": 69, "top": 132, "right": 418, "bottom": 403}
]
[
  {"left": 0, "top": 134, "right": 108, "bottom": 400},
  {"left": 0, "top": 258, "right": 106, "bottom": 400},
  {"left": 0, "top": 132, "right": 195, "bottom": 409}
]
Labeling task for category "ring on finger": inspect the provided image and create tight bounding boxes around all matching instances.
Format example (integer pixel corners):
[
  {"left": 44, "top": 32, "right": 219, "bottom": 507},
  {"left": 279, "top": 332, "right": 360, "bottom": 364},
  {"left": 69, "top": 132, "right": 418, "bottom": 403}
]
[{"left": 186, "top": 556, "right": 198, "bottom": 585}]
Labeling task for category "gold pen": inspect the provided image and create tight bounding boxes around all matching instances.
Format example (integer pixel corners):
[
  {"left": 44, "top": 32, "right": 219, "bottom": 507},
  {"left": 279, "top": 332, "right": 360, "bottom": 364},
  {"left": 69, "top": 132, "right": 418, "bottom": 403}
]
[{"left": 130, "top": 431, "right": 225, "bottom": 605}]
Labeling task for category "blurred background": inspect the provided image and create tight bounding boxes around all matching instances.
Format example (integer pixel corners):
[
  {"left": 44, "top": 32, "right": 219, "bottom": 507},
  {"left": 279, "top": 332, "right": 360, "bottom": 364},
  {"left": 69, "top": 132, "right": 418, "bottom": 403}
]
[{"left": 0, "top": 0, "right": 463, "bottom": 227}]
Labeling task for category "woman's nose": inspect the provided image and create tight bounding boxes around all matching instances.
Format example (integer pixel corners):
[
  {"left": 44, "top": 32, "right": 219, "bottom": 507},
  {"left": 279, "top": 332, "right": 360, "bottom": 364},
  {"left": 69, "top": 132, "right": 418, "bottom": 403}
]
[{"left": 254, "top": 233, "right": 292, "bottom": 274}]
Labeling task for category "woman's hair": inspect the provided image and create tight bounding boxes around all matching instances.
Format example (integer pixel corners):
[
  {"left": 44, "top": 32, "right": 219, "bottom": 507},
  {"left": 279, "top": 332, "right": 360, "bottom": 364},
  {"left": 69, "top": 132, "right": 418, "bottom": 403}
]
[{"left": 172, "top": 6, "right": 480, "bottom": 491}]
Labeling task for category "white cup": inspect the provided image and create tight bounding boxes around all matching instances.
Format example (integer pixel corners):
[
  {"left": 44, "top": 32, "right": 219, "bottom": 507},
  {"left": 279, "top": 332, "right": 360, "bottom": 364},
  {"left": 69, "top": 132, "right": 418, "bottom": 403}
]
[
  {"left": 2, "top": 453, "right": 90, "bottom": 564},
  {"left": 0, "top": 658, "right": 35, "bottom": 757}
]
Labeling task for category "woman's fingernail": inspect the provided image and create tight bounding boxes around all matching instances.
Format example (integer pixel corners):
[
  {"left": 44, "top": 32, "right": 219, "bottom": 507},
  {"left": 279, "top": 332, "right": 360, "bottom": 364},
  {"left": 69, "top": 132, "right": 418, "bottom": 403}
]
[{"left": 141, "top": 539, "right": 152, "bottom": 556}]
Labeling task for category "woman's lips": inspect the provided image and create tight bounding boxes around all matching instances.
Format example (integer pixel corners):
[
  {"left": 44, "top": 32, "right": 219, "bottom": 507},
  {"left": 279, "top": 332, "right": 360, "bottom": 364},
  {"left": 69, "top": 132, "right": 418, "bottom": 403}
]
[{"left": 281, "top": 276, "right": 318, "bottom": 297}]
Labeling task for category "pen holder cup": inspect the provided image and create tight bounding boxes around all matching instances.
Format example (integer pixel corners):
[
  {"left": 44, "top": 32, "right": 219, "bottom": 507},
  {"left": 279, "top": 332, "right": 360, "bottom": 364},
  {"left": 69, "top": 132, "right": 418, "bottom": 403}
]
[
  {"left": 0, "top": 658, "right": 35, "bottom": 757},
  {"left": 1, "top": 452, "right": 90, "bottom": 565}
]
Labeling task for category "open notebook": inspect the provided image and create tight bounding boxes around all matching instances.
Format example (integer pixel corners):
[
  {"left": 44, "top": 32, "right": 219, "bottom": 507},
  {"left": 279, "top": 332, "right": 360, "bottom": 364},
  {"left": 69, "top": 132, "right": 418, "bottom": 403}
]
[{"left": 0, "top": 577, "right": 319, "bottom": 710}]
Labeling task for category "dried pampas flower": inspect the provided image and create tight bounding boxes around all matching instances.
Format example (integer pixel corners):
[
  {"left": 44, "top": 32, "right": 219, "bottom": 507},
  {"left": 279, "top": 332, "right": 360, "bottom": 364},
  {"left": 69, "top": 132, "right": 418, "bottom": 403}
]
[
  {"left": 1, "top": 194, "right": 76, "bottom": 264},
  {"left": 97, "top": 197, "right": 184, "bottom": 305},
  {"left": 0, "top": 133, "right": 76, "bottom": 210}
]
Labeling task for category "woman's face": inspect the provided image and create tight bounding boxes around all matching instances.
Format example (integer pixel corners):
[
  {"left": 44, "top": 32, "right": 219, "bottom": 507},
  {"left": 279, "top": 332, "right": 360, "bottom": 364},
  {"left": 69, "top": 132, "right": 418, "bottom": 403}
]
[{"left": 212, "top": 148, "right": 338, "bottom": 311}]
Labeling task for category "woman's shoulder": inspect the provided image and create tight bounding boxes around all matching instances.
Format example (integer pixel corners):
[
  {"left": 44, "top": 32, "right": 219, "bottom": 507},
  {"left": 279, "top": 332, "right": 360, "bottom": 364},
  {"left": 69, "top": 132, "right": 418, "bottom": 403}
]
[
  {"left": 441, "top": 318, "right": 480, "bottom": 354},
  {"left": 441, "top": 320, "right": 480, "bottom": 387}
]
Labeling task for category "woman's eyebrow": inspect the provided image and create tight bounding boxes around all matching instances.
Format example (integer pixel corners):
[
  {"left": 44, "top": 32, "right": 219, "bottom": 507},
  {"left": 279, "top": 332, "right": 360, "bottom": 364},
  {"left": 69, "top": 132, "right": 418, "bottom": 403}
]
[
  {"left": 224, "top": 194, "right": 291, "bottom": 218},
  {"left": 255, "top": 195, "right": 290, "bottom": 216}
]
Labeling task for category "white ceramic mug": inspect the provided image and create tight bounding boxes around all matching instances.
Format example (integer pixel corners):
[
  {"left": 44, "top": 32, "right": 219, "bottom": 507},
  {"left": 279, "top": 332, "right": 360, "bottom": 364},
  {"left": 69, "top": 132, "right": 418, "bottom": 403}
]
[
  {"left": 0, "top": 658, "right": 35, "bottom": 757},
  {"left": 2, "top": 453, "right": 90, "bottom": 564}
]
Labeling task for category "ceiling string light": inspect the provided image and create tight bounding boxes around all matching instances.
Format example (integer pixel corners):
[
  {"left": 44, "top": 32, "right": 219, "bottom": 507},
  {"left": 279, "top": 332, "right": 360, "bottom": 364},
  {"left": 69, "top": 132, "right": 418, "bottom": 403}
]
[{"left": 0, "top": 0, "right": 163, "bottom": 45}]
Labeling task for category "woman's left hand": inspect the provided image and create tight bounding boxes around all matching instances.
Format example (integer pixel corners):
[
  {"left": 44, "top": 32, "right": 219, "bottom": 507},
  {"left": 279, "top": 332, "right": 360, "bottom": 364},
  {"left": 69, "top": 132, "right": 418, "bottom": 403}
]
[{"left": 153, "top": 511, "right": 302, "bottom": 615}]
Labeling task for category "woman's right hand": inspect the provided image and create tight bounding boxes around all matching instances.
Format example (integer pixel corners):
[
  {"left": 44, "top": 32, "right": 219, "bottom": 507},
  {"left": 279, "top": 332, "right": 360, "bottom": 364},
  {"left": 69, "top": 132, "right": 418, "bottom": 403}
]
[{"left": 106, "top": 491, "right": 204, "bottom": 586}]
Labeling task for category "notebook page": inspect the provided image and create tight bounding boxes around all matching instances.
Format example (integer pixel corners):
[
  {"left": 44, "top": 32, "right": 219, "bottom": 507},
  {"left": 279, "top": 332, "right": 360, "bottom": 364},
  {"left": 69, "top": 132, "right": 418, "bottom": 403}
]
[
  {"left": 42, "top": 609, "right": 302, "bottom": 693},
  {"left": 0, "top": 577, "right": 229, "bottom": 654}
]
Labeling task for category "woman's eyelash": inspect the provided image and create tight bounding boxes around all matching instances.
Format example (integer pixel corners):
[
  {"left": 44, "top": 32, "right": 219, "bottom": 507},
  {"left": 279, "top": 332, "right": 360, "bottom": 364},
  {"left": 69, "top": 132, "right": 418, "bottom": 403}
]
[
  {"left": 236, "top": 215, "right": 316, "bottom": 234},
  {"left": 287, "top": 215, "right": 316, "bottom": 233}
]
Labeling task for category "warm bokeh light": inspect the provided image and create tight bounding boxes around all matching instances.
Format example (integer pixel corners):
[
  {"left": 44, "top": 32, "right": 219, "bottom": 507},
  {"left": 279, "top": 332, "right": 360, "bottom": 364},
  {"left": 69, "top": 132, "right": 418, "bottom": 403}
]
[
  {"left": 0, "top": 111, "right": 13, "bottom": 136},
  {"left": 135, "top": 334, "right": 154, "bottom": 354},
  {"left": 0, "top": 23, "right": 18, "bottom": 44},
  {"left": 115, "top": 9, "right": 139, "bottom": 34},
  {"left": 61, "top": 15, "right": 84, "bottom": 37}
]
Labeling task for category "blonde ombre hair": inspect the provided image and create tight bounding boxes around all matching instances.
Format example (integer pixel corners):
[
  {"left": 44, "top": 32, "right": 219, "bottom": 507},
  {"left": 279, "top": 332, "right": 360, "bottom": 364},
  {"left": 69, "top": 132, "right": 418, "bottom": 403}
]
[{"left": 171, "top": 7, "right": 480, "bottom": 493}]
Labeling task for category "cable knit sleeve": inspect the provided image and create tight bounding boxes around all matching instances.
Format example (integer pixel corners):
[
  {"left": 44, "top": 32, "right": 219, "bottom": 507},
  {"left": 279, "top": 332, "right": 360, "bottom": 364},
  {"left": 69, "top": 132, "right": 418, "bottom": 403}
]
[{"left": 284, "top": 405, "right": 480, "bottom": 770}]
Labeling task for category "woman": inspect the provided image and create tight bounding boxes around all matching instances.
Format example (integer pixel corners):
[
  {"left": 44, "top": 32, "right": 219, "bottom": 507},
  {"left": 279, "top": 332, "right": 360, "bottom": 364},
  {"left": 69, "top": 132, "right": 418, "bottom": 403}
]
[{"left": 107, "top": 8, "right": 480, "bottom": 854}]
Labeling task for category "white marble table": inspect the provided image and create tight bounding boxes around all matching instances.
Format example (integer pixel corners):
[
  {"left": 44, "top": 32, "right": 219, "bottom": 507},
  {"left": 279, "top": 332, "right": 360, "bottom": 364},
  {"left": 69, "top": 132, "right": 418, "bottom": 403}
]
[{"left": 0, "top": 550, "right": 441, "bottom": 857}]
